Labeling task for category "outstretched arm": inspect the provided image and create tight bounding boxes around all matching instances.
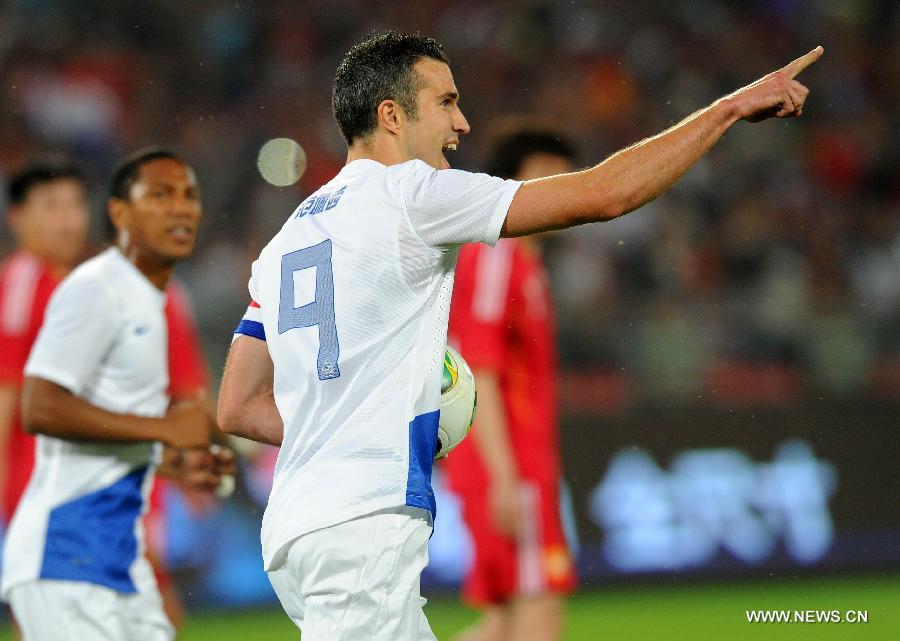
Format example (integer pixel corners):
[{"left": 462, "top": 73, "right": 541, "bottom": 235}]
[
  {"left": 503, "top": 46, "right": 823, "bottom": 237},
  {"left": 217, "top": 335, "right": 284, "bottom": 446}
]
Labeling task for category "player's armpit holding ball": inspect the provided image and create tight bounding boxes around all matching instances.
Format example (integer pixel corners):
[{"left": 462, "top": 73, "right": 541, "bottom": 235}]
[{"left": 436, "top": 346, "right": 476, "bottom": 459}]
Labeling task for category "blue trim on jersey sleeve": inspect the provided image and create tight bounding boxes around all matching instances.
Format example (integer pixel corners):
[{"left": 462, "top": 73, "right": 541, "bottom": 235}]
[
  {"left": 406, "top": 410, "right": 439, "bottom": 518},
  {"left": 40, "top": 465, "right": 149, "bottom": 593},
  {"left": 235, "top": 319, "right": 266, "bottom": 341}
]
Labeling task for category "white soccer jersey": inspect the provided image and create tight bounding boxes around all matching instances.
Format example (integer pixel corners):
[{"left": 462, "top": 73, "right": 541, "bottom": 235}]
[
  {"left": 1, "top": 248, "right": 169, "bottom": 599},
  {"left": 235, "top": 159, "right": 520, "bottom": 570}
]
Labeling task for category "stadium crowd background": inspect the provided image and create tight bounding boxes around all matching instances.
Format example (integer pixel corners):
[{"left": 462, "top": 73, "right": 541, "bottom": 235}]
[
  {"left": 0, "top": 0, "right": 898, "bottom": 610},
  {"left": 2, "top": 0, "right": 897, "bottom": 402}
]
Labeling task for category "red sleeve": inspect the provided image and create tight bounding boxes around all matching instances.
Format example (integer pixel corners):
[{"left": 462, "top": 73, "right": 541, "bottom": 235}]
[
  {"left": 448, "top": 242, "right": 514, "bottom": 371},
  {"left": 165, "top": 279, "right": 209, "bottom": 400},
  {"left": 0, "top": 257, "right": 53, "bottom": 385},
  {"left": 0, "top": 327, "right": 28, "bottom": 385}
]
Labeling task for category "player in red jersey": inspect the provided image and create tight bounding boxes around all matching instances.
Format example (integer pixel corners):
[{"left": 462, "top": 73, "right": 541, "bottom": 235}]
[
  {"left": 446, "top": 127, "right": 578, "bottom": 641},
  {"left": 0, "top": 163, "right": 90, "bottom": 523},
  {"left": 0, "top": 159, "right": 214, "bottom": 631},
  {"left": 147, "top": 277, "right": 212, "bottom": 630}
]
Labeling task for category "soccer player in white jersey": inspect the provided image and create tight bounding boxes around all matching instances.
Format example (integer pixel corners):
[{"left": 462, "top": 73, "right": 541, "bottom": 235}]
[
  {"left": 217, "top": 31, "right": 822, "bottom": 641},
  {"left": 1, "top": 149, "right": 234, "bottom": 641}
]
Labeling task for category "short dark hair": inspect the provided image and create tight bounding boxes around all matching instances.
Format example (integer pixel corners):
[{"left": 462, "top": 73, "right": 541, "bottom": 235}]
[
  {"left": 105, "top": 147, "right": 186, "bottom": 240},
  {"left": 8, "top": 162, "right": 85, "bottom": 205},
  {"left": 109, "top": 147, "right": 184, "bottom": 201},
  {"left": 485, "top": 125, "right": 578, "bottom": 179},
  {"left": 332, "top": 31, "right": 449, "bottom": 145}
]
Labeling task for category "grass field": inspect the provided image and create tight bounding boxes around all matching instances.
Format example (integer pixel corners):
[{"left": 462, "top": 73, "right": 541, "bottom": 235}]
[{"left": 1, "top": 573, "right": 897, "bottom": 640}]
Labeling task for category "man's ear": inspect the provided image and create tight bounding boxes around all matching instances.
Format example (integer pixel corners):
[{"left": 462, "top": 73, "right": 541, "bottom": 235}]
[{"left": 376, "top": 99, "right": 405, "bottom": 135}]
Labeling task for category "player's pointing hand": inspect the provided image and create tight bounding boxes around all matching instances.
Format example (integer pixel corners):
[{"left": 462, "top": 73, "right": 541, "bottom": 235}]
[
  {"left": 780, "top": 46, "right": 825, "bottom": 79},
  {"left": 723, "top": 46, "right": 823, "bottom": 123}
]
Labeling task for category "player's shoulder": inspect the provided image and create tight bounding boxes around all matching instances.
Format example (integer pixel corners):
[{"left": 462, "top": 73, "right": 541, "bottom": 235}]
[
  {"left": 386, "top": 159, "right": 482, "bottom": 186},
  {"left": 67, "top": 247, "right": 117, "bottom": 280},
  {"left": 382, "top": 159, "right": 446, "bottom": 193},
  {"left": 357, "top": 159, "right": 427, "bottom": 200},
  {"left": 55, "top": 249, "right": 121, "bottom": 302},
  {"left": 383, "top": 158, "right": 431, "bottom": 177},
  {"left": 399, "top": 158, "right": 438, "bottom": 174},
  {"left": 0, "top": 252, "right": 53, "bottom": 335},
  {"left": 341, "top": 159, "right": 483, "bottom": 202}
]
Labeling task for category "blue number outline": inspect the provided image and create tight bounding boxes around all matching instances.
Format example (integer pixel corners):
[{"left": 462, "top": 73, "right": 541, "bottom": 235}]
[{"left": 278, "top": 239, "right": 341, "bottom": 380}]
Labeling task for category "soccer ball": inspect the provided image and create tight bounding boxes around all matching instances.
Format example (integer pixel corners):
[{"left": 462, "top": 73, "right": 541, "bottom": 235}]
[{"left": 436, "top": 346, "right": 477, "bottom": 459}]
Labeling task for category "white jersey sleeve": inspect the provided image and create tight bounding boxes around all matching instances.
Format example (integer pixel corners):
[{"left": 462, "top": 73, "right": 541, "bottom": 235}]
[
  {"left": 401, "top": 160, "right": 521, "bottom": 248},
  {"left": 234, "top": 300, "right": 265, "bottom": 342},
  {"left": 24, "top": 273, "right": 119, "bottom": 394},
  {"left": 234, "top": 260, "right": 266, "bottom": 342}
]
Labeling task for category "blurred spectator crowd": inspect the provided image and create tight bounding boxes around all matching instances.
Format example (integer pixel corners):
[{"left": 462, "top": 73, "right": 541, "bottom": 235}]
[{"left": 1, "top": 0, "right": 898, "bottom": 407}]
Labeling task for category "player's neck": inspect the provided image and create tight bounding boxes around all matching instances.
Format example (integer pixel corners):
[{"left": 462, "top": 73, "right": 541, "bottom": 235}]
[
  {"left": 117, "top": 245, "right": 174, "bottom": 291},
  {"left": 346, "top": 135, "right": 407, "bottom": 167}
]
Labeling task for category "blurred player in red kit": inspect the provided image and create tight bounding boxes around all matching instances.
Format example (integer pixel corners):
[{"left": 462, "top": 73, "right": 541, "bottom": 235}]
[
  {"left": 0, "top": 160, "right": 210, "bottom": 631},
  {"left": 146, "top": 278, "right": 211, "bottom": 630},
  {"left": 0, "top": 163, "right": 89, "bottom": 524},
  {"left": 446, "top": 127, "right": 578, "bottom": 641}
]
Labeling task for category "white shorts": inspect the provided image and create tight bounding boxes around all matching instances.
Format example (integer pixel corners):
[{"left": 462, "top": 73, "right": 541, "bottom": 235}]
[
  {"left": 8, "top": 579, "right": 173, "bottom": 641},
  {"left": 267, "top": 506, "right": 436, "bottom": 641}
]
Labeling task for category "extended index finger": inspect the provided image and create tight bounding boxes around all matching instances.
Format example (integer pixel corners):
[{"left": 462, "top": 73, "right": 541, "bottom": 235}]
[{"left": 781, "top": 45, "right": 824, "bottom": 79}]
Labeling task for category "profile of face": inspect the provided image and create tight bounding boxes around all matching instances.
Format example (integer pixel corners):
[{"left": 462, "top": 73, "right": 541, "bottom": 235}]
[
  {"left": 402, "top": 59, "right": 471, "bottom": 170},
  {"left": 110, "top": 158, "right": 202, "bottom": 264},
  {"left": 10, "top": 178, "right": 89, "bottom": 269}
]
